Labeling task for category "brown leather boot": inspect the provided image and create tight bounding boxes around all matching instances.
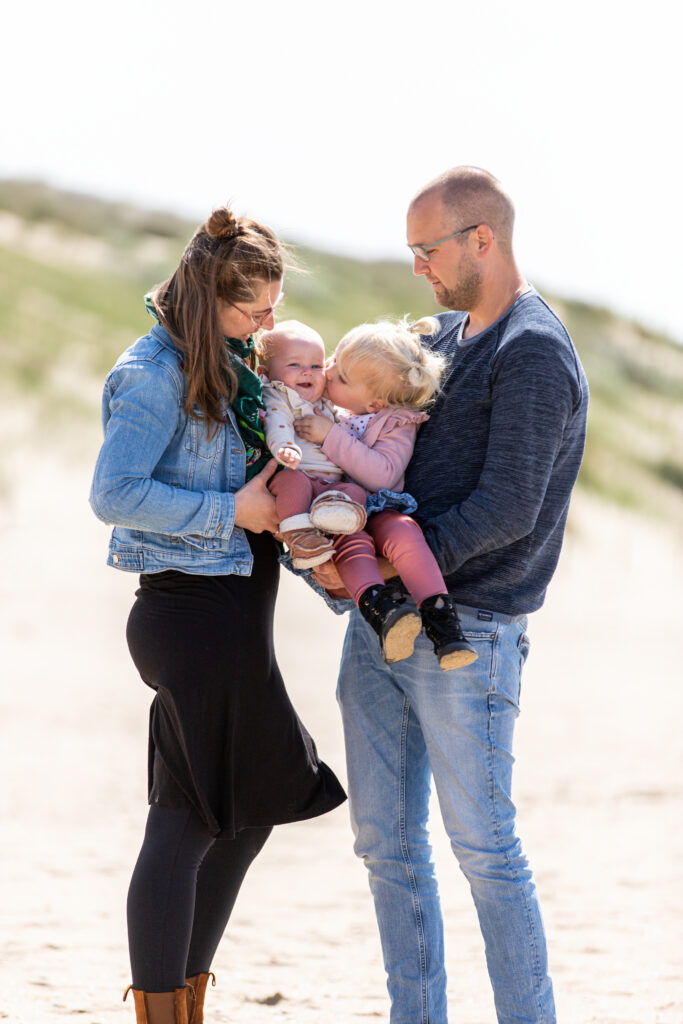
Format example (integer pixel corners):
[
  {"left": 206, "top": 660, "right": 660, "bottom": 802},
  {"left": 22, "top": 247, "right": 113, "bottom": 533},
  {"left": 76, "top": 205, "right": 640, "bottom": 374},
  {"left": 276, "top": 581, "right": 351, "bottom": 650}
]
[
  {"left": 185, "top": 972, "right": 216, "bottom": 1024},
  {"left": 123, "top": 985, "right": 189, "bottom": 1024},
  {"left": 281, "top": 526, "right": 334, "bottom": 568}
]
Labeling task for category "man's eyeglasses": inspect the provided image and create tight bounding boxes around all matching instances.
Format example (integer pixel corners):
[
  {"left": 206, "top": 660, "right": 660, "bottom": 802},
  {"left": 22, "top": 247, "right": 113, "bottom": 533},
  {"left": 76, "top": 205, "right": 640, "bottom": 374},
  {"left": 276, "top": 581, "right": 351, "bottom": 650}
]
[
  {"left": 408, "top": 225, "right": 479, "bottom": 263},
  {"left": 227, "top": 292, "right": 284, "bottom": 328}
]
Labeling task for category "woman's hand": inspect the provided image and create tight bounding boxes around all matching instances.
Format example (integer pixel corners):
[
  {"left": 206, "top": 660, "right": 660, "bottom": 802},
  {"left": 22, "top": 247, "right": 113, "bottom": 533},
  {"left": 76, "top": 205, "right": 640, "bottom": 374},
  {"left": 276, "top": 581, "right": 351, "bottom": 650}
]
[
  {"left": 295, "top": 414, "right": 333, "bottom": 444},
  {"left": 234, "top": 460, "right": 280, "bottom": 534}
]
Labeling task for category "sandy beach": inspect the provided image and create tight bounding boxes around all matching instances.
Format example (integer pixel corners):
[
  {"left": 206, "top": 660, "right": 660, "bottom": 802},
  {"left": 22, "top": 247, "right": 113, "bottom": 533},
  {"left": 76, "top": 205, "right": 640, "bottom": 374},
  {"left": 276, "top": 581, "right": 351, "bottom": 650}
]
[{"left": 1, "top": 434, "right": 681, "bottom": 1024}]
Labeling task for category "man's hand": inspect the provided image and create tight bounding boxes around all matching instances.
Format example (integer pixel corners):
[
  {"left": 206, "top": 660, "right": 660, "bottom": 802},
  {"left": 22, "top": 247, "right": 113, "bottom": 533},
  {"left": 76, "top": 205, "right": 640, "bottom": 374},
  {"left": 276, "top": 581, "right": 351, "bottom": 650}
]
[
  {"left": 295, "top": 414, "right": 334, "bottom": 444},
  {"left": 311, "top": 555, "right": 398, "bottom": 593},
  {"left": 377, "top": 556, "right": 399, "bottom": 581},
  {"left": 311, "top": 560, "right": 346, "bottom": 591},
  {"left": 277, "top": 446, "right": 301, "bottom": 469}
]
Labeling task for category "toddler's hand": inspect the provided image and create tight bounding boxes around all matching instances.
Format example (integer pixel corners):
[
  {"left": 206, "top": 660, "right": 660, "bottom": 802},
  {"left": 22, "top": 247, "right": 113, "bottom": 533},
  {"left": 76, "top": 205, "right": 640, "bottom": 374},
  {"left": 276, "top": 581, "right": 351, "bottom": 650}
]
[
  {"left": 277, "top": 446, "right": 301, "bottom": 469},
  {"left": 295, "top": 414, "right": 333, "bottom": 444}
]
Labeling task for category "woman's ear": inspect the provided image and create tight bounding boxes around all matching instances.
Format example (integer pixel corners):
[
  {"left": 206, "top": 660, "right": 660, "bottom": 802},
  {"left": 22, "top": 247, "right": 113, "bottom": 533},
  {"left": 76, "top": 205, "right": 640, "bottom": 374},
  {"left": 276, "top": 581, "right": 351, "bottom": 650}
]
[{"left": 367, "top": 397, "right": 387, "bottom": 413}]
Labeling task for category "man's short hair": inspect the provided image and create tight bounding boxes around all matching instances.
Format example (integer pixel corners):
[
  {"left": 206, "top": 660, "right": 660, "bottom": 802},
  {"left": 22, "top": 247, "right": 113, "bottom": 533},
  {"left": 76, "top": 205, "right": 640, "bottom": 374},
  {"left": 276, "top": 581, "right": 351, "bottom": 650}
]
[{"left": 412, "top": 166, "right": 515, "bottom": 256}]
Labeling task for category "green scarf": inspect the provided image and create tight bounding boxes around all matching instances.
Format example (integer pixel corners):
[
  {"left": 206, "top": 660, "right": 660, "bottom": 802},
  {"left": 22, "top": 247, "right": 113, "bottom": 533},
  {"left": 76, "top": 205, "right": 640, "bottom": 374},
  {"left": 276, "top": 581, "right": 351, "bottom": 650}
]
[{"left": 144, "top": 295, "right": 270, "bottom": 480}]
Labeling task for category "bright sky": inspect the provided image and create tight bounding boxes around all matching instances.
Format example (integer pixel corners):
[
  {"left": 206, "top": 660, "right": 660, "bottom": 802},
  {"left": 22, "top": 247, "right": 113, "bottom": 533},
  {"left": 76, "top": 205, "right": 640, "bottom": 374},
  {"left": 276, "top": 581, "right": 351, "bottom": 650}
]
[{"left": 4, "top": 0, "right": 681, "bottom": 342}]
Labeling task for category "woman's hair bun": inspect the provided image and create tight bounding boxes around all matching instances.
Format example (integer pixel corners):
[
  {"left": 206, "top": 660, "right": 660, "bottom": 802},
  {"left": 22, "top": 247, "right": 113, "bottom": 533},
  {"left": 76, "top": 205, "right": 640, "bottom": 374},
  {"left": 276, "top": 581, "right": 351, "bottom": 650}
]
[{"left": 205, "top": 206, "right": 243, "bottom": 241}]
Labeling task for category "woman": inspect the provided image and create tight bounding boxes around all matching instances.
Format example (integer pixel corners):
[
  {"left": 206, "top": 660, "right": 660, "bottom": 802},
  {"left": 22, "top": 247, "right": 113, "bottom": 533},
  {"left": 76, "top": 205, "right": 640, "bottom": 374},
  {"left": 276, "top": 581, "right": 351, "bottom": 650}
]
[{"left": 90, "top": 207, "right": 346, "bottom": 1024}]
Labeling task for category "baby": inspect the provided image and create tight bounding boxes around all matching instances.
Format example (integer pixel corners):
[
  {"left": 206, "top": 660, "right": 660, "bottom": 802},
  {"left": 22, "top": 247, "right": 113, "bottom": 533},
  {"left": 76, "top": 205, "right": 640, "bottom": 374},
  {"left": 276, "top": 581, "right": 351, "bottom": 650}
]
[{"left": 257, "top": 318, "right": 477, "bottom": 672}]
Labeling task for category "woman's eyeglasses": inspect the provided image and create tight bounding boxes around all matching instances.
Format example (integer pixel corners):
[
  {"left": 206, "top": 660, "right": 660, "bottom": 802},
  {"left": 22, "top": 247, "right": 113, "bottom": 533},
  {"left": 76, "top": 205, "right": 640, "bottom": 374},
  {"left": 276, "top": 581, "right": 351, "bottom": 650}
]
[{"left": 227, "top": 292, "right": 284, "bottom": 328}]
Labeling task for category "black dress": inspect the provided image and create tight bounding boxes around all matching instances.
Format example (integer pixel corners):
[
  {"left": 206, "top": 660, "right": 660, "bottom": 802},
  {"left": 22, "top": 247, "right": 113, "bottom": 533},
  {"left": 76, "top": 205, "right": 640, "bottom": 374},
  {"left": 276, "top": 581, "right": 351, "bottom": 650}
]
[{"left": 126, "top": 530, "right": 346, "bottom": 838}]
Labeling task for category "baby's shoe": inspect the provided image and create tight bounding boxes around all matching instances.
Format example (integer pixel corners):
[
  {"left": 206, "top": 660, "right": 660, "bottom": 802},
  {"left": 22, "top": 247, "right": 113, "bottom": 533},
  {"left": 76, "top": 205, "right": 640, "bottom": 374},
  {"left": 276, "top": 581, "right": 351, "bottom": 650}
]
[
  {"left": 358, "top": 582, "right": 422, "bottom": 664},
  {"left": 309, "top": 490, "right": 367, "bottom": 535},
  {"left": 281, "top": 527, "right": 334, "bottom": 569},
  {"left": 279, "top": 513, "right": 335, "bottom": 569},
  {"left": 420, "top": 594, "right": 478, "bottom": 671},
  {"left": 280, "top": 512, "right": 335, "bottom": 569}
]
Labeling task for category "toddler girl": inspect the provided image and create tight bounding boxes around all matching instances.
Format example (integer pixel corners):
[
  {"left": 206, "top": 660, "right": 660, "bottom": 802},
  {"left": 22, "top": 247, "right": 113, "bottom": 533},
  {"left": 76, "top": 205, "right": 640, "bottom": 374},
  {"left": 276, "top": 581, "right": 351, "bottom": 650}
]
[{"left": 259, "top": 317, "right": 477, "bottom": 672}]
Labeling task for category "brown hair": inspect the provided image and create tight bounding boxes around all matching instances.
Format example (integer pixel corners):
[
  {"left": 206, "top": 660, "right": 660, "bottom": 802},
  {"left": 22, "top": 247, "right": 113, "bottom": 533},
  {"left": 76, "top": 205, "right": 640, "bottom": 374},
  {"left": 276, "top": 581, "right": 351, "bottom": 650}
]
[{"left": 149, "top": 206, "right": 285, "bottom": 428}]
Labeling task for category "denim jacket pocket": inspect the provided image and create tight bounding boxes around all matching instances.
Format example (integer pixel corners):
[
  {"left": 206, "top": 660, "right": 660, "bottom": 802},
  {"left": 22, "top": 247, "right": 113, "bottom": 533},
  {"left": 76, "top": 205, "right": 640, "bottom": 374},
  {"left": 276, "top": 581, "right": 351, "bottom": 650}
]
[{"left": 184, "top": 414, "right": 226, "bottom": 460}]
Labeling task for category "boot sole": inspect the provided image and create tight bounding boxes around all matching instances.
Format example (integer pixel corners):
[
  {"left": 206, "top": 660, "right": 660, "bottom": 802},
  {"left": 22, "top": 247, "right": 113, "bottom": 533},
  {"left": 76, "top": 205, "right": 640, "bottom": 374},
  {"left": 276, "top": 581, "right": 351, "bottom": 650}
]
[
  {"left": 291, "top": 549, "right": 334, "bottom": 569},
  {"left": 310, "top": 504, "right": 366, "bottom": 535},
  {"left": 383, "top": 612, "right": 422, "bottom": 664},
  {"left": 438, "top": 647, "right": 478, "bottom": 671}
]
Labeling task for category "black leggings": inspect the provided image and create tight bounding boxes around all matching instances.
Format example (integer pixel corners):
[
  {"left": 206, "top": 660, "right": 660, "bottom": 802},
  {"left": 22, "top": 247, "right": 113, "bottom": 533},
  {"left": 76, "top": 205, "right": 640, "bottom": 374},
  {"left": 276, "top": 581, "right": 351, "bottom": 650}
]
[{"left": 127, "top": 803, "right": 271, "bottom": 990}]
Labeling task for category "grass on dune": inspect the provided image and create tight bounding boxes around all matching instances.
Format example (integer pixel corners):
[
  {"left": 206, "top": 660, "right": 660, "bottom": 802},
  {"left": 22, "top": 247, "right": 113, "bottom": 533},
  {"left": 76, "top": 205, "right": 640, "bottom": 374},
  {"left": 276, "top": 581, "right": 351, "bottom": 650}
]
[{"left": 2, "top": 180, "right": 683, "bottom": 522}]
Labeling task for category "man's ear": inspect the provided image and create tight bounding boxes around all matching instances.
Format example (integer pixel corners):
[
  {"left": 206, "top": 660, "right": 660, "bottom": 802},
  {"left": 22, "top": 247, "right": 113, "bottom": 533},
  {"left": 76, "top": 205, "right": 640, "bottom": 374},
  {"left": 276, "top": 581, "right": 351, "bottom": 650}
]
[{"left": 474, "top": 223, "right": 495, "bottom": 255}]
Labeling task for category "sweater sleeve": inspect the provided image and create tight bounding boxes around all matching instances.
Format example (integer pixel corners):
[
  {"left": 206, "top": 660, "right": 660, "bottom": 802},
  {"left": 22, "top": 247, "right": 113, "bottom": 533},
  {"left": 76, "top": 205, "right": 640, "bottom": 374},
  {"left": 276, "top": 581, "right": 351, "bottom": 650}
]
[
  {"left": 89, "top": 361, "right": 236, "bottom": 540},
  {"left": 262, "top": 387, "right": 303, "bottom": 463},
  {"left": 423, "top": 334, "right": 582, "bottom": 575},
  {"left": 321, "top": 416, "right": 418, "bottom": 491}
]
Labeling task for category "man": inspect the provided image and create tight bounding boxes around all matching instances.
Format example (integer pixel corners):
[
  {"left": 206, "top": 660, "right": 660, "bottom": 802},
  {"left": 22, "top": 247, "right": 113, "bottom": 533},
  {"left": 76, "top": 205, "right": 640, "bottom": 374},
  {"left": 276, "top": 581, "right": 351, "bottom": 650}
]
[{"left": 336, "top": 167, "right": 588, "bottom": 1024}]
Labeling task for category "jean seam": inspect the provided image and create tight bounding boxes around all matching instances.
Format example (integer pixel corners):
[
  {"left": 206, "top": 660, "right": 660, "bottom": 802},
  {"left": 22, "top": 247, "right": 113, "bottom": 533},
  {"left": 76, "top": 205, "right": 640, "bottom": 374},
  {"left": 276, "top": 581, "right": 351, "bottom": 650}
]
[
  {"left": 398, "top": 698, "right": 429, "bottom": 1024},
  {"left": 488, "top": 629, "right": 546, "bottom": 1022}
]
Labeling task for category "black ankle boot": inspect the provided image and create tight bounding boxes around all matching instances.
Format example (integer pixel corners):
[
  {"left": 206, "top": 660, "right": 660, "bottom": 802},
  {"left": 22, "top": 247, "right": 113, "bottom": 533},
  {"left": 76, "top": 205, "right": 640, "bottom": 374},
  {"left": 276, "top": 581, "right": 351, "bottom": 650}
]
[
  {"left": 420, "top": 594, "right": 478, "bottom": 671},
  {"left": 358, "top": 582, "right": 422, "bottom": 664}
]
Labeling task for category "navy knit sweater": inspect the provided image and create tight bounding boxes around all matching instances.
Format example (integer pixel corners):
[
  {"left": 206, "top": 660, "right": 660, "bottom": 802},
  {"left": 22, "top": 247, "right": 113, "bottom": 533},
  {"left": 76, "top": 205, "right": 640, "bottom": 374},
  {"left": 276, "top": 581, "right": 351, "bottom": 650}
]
[{"left": 404, "top": 290, "right": 589, "bottom": 616}]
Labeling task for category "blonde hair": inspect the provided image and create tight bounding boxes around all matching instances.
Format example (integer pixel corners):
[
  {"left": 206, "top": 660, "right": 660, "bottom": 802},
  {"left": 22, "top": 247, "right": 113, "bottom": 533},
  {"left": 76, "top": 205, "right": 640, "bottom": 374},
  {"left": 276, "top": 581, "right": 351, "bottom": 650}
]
[
  {"left": 255, "top": 319, "right": 324, "bottom": 367},
  {"left": 336, "top": 316, "right": 445, "bottom": 410}
]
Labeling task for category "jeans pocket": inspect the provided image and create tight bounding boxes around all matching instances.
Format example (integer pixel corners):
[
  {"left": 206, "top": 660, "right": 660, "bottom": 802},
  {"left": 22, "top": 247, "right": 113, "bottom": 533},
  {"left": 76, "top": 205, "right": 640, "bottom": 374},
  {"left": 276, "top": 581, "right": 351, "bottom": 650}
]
[
  {"left": 518, "top": 630, "right": 530, "bottom": 665},
  {"left": 461, "top": 627, "right": 497, "bottom": 642},
  {"left": 486, "top": 622, "right": 528, "bottom": 711}
]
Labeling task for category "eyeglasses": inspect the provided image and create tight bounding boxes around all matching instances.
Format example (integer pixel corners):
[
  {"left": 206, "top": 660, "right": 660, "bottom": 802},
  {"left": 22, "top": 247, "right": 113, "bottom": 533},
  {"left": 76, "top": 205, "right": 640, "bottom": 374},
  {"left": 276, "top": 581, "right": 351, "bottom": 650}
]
[
  {"left": 227, "top": 292, "right": 284, "bottom": 328},
  {"left": 408, "top": 225, "right": 479, "bottom": 263}
]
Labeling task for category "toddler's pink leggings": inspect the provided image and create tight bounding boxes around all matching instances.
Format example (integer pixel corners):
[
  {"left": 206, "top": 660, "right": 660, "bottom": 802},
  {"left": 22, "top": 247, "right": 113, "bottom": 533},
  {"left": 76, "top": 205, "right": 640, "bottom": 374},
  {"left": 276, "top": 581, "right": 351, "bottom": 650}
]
[
  {"left": 269, "top": 468, "right": 367, "bottom": 522},
  {"left": 333, "top": 510, "right": 448, "bottom": 607}
]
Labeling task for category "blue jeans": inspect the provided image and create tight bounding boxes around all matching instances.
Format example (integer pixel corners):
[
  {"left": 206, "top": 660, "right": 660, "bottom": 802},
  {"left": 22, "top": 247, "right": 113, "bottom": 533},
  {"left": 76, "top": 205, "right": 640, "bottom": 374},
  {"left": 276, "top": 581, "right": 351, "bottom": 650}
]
[{"left": 337, "top": 607, "right": 556, "bottom": 1024}]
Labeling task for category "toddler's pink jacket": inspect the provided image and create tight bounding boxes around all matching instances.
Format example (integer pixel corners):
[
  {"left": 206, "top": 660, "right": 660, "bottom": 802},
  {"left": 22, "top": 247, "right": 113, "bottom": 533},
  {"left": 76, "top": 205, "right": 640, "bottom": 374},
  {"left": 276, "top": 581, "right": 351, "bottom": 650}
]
[{"left": 321, "top": 408, "right": 428, "bottom": 493}]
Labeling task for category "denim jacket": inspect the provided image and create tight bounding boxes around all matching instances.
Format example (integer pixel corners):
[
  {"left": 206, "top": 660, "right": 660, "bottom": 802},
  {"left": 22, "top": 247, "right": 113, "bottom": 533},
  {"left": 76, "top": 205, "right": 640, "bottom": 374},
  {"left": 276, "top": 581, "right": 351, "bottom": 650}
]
[{"left": 89, "top": 324, "right": 255, "bottom": 575}]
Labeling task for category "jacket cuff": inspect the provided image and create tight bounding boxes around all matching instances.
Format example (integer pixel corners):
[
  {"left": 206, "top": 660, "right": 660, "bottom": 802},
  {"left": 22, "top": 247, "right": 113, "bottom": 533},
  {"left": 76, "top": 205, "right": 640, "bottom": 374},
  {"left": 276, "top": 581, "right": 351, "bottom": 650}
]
[{"left": 209, "top": 490, "right": 237, "bottom": 539}]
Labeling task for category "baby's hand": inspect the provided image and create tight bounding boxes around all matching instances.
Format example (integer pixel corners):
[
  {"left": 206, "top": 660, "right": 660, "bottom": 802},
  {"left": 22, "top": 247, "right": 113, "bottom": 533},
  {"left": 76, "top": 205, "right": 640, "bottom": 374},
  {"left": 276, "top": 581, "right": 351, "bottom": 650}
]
[
  {"left": 277, "top": 446, "right": 301, "bottom": 469},
  {"left": 295, "top": 414, "right": 333, "bottom": 444}
]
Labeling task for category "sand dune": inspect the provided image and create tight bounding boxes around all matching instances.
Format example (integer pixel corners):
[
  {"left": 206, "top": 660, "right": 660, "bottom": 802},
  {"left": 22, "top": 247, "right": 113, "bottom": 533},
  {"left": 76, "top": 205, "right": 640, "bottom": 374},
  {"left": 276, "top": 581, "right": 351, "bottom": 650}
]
[{"left": 1, "top": 441, "right": 681, "bottom": 1023}]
